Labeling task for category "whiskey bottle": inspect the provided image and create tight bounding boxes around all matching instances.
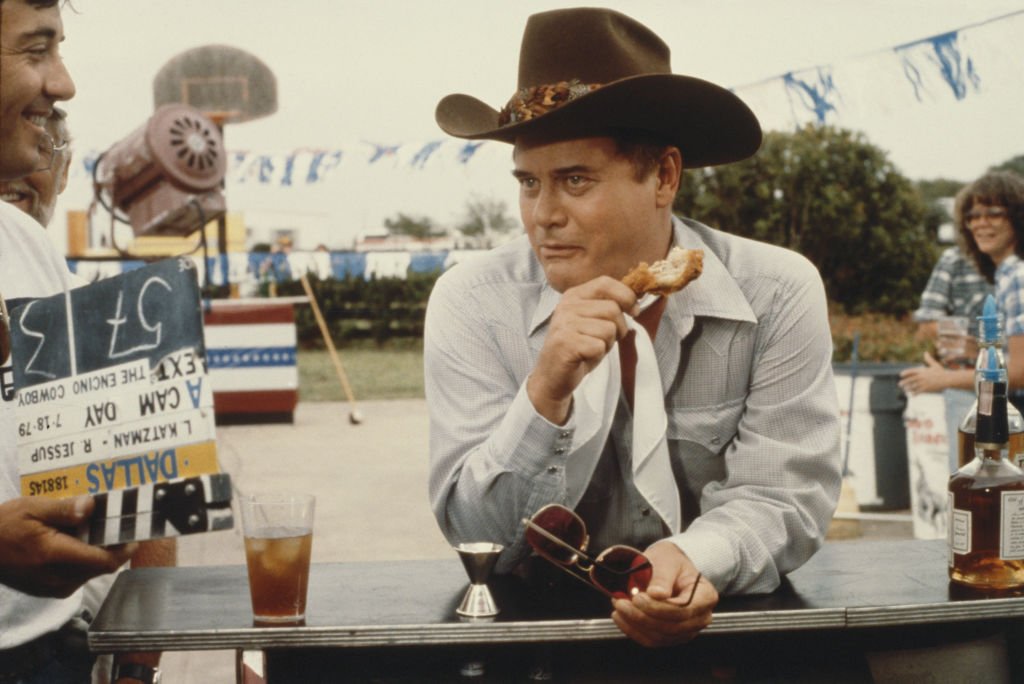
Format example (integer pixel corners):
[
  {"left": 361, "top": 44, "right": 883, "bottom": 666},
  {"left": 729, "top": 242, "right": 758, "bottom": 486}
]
[
  {"left": 957, "top": 295, "right": 1024, "bottom": 468},
  {"left": 948, "top": 354, "right": 1024, "bottom": 590}
]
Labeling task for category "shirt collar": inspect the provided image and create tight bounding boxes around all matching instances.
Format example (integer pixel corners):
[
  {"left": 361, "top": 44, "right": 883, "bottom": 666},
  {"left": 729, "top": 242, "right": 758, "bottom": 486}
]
[
  {"left": 662, "top": 217, "right": 757, "bottom": 333},
  {"left": 529, "top": 281, "right": 562, "bottom": 336},
  {"left": 528, "top": 216, "right": 757, "bottom": 338}
]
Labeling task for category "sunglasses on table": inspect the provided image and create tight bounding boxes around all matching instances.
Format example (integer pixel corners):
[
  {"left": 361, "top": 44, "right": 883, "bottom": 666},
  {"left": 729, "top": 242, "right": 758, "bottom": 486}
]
[{"left": 523, "top": 503, "right": 700, "bottom": 603}]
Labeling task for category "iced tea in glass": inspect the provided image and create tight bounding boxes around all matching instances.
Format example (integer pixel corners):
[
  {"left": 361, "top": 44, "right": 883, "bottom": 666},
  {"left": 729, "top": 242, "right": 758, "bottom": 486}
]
[{"left": 239, "top": 493, "right": 315, "bottom": 625}]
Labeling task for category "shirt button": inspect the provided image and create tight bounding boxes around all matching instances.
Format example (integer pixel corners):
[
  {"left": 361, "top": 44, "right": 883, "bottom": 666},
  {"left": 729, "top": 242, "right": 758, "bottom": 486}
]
[
  {"left": 710, "top": 436, "right": 721, "bottom": 445},
  {"left": 560, "top": 431, "right": 571, "bottom": 439},
  {"left": 641, "top": 508, "right": 651, "bottom": 516},
  {"left": 547, "top": 466, "right": 559, "bottom": 474},
  {"left": 554, "top": 447, "right": 566, "bottom": 455}
]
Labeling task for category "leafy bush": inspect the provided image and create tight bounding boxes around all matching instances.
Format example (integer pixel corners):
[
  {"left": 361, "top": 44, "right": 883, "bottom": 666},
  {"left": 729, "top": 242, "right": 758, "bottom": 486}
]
[
  {"left": 830, "top": 310, "right": 929, "bottom": 363},
  {"left": 274, "top": 272, "right": 441, "bottom": 347}
]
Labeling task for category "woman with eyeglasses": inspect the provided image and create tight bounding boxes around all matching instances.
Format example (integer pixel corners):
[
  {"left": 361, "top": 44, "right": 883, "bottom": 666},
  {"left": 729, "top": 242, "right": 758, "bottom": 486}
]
[
  {"left": 900, "top": 172, "right": 1024, "bottom": 425},
  {"left": 957, "top": 171, "right": 1024, "bottom": 411}
]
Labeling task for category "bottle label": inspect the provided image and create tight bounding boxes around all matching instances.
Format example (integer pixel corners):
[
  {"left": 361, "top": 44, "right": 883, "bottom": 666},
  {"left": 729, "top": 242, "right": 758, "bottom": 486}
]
[
  {"left": 980, "top": 384, "right": 994, "bottom": 416},
  {"left": 1000, "top": 491, "right": 1024, "bottom": 559},
  {"left": 949, "top": 492, "right": 971, "bottom": 562}
]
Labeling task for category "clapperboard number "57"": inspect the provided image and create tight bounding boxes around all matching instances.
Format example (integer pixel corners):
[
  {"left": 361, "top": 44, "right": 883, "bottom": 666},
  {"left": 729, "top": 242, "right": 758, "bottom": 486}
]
[
  {"left": 108, "top": 277, "right": 172, "bottom": 359},
  {"left": 13, "top": 260, "right": 203, "bottom": 387}
]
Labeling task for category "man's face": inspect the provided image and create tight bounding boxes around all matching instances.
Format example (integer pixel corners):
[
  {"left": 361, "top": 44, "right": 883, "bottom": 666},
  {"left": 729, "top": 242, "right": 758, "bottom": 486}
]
[
  {"left": 0, "top": 0, "right": 75, "bottom": 181},
  {"left": 513, "top": 136, "right": 672, "bottom": 292}
]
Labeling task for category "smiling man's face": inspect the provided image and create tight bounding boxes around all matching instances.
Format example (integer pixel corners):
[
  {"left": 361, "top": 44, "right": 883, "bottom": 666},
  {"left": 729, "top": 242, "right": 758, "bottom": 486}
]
[{"left": 0, "top": 0, "right": 75, "bottom": 180}]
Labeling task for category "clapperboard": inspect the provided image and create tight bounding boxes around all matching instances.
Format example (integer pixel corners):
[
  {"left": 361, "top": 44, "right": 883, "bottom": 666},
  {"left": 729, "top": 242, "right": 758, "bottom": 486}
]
[
  {"left": 10, "top": 257, "right": 234, "bottom": 545},
  {"left": 80, "top": 473, "right": 233, "bottom": 545}
]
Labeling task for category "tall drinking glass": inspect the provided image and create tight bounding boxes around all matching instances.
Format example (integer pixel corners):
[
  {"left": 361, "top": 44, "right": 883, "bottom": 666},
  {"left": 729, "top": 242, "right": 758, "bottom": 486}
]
[
  {"left": 936, "top": 316, "right": 974, "bottom": 369},
  {"left": 239, "top": 493, "right": 315, "bottom": 625}
]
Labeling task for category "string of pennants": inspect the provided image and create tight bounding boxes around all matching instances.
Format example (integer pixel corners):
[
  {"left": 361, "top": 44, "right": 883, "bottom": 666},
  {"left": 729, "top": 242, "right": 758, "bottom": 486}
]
[
  {"left": 739, "top": 9, "right": 1024, "bottom": 131},
  {"left": 63, "top": 9, "right": 1022, "bottom": 190}
]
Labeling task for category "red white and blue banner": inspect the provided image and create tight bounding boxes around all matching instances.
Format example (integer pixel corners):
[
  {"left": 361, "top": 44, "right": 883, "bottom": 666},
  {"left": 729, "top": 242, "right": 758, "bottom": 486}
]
[{"left": 67, "top": 250, "right": 465, "bottom": 284}]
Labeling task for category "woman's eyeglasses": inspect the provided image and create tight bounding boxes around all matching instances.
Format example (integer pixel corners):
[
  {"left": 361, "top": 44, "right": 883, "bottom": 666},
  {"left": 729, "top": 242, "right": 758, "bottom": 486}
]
[
  {"left": 523, "top": 503, "right": 699, "bottom": 602},
  {"left": 965, "top": 206, "right": 1009, "bottom": 223}
]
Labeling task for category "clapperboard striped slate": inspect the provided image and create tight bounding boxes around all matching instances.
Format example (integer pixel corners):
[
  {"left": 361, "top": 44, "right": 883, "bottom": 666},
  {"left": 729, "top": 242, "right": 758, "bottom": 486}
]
[{"left": 80, "top": 473, "right": 233, "bottom": 546}]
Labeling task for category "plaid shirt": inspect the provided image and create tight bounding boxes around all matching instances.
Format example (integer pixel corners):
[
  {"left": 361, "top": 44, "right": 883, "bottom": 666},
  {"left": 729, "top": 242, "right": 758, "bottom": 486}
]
[
  {"left": 913, "top": 246, "right": 992, "bottom": 323},
  {"left": 997, "top": 254, "right": 1024, "bottom": 336}
]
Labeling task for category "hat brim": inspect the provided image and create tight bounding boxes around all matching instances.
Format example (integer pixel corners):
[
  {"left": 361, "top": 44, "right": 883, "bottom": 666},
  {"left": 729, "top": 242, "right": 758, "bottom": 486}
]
[{"left": 436, "top": 74, "right": 762, "bottom": 168}]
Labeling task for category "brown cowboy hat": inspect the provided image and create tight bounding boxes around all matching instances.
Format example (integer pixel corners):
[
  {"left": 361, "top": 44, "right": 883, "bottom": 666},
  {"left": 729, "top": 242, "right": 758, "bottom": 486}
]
[{"left": 435, "top": 7, "right": 762, "bottom": 168}]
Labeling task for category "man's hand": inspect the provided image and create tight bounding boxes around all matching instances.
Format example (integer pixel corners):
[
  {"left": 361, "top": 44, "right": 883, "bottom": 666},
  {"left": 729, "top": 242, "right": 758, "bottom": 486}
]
[
  {"left": 527, "top": 276, "right": 636, "bottom": 424},
  {"left": 611, "top": 540, "right": 715, "bottom": 647},
  {"left": 0, "top": 495, "right": 135, "bottom": 597}
]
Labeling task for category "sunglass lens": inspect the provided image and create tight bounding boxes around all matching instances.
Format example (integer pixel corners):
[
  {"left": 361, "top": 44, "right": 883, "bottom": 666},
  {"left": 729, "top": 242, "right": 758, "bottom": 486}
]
[
  {"left": 526, "top": 505, "right": 586, "bottom": 564},
  {"left": 592, "top": 546, "right": 652, "bottom": 599}
]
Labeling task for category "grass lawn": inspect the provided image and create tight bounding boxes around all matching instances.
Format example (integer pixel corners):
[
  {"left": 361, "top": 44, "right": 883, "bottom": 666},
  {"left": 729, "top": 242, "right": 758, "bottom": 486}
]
[{"left": 297, "top": 340, "right": 425, "bottom": 401}]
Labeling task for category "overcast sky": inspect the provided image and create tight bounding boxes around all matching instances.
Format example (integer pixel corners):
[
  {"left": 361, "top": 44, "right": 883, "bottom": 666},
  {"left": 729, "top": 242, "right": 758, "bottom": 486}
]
[{"left": 53, "top": 0, "right": 1024, "bottom": 248}]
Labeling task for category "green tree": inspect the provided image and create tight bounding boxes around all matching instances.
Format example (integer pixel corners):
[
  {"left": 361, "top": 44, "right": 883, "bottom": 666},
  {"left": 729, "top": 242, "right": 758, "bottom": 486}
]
[
  {"left": 916, "top": 178, "right": 964, "bottom": 205},
  {"left": 384, "top": 212, "right": 436, "bottom": 239},
  {"left": 674, "top": 125, "right": 936, "bottom": 314},
  {"left": 456, "top": 195, "right": 519, "bottom": 247},
  {"left": 992, "top": 154, "right": 1024, "bottom": 177}
]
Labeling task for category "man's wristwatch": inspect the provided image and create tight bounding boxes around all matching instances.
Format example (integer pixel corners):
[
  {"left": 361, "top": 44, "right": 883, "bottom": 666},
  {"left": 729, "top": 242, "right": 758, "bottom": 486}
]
[{"left": 111, "top": 662, "right": 162, "bottom": 683}]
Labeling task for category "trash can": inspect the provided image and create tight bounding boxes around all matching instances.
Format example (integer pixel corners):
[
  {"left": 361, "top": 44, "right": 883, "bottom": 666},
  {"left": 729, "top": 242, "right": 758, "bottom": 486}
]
[{"left": 833, "top": 362, "right": 911, "bottom": 510}]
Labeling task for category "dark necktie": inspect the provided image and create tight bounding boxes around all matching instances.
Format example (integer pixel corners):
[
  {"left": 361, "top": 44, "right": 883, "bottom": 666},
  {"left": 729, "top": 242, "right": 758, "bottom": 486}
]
[{"left": 618, "top": 296, "right": 667, "bottom": 410}]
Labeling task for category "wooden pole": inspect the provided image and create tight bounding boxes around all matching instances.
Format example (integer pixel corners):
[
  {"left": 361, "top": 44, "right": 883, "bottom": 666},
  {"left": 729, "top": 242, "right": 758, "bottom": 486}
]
[{"left": 299, "top": 274, "right": 362, "bottom": 424}]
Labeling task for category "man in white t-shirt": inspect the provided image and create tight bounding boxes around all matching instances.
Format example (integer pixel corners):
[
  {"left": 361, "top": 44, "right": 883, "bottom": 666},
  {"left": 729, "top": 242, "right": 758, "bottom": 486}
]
[{"left": 1, "top": 3, "right": 171, "bottom": 683}]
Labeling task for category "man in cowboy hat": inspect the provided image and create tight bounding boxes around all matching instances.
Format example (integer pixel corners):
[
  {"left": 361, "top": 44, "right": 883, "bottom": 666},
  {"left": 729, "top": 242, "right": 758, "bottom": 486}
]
[{"left": 425, "top": 7, "right": 840, "bottom": 649}]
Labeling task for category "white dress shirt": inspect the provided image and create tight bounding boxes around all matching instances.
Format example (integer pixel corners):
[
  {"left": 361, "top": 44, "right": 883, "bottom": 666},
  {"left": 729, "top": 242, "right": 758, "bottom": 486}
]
[{"left": 424, "top": 216, "right": 841, "bottom": 594}]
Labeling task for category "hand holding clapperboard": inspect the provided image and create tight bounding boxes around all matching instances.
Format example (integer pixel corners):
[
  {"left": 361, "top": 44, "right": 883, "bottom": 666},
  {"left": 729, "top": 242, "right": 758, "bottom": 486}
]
[{"left": 10, "top": 257, "right": 233, "bottom": 545}]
